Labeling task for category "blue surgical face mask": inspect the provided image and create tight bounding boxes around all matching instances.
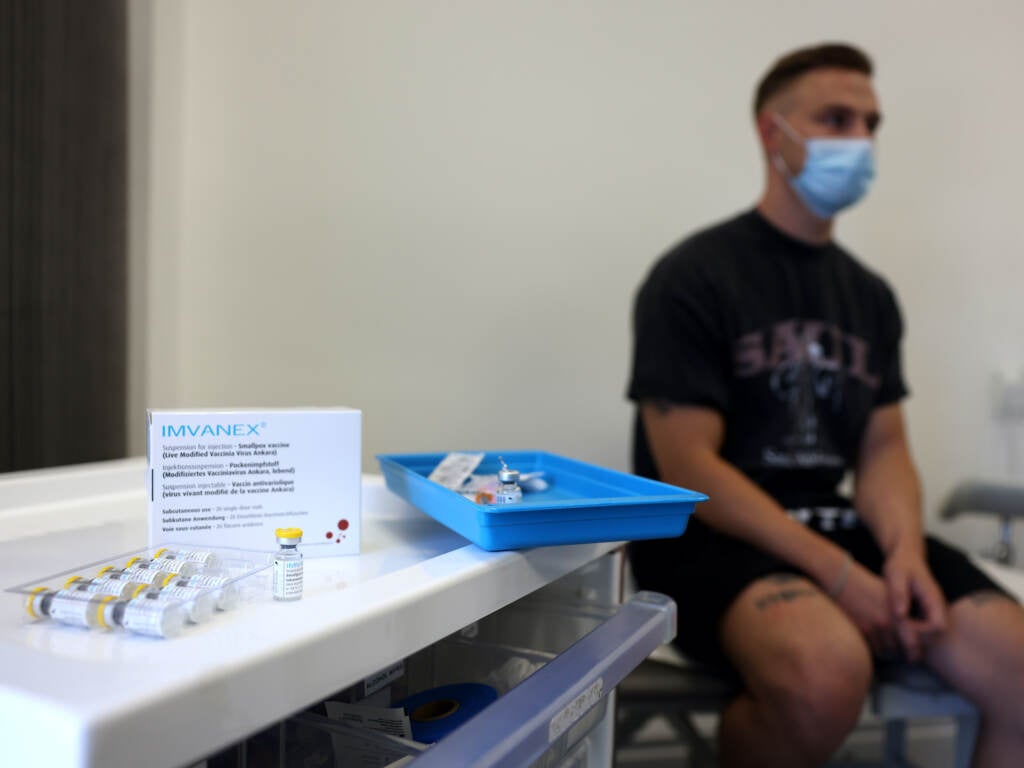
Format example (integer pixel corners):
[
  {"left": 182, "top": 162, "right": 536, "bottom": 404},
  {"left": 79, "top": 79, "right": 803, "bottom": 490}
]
[{"left": 772, "top": 114, "right": 875, "bottom": 219}]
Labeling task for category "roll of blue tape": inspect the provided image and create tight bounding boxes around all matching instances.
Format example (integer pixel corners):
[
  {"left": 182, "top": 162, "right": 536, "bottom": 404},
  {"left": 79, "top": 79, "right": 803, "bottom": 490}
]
[{"left": 397, "top": 682, "right": 498, "bottom": 743}]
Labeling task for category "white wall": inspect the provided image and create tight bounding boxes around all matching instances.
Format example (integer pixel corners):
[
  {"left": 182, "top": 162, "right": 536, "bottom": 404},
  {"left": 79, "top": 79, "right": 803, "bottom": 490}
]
[{"left": 130, "top": 1, "right": 1024, "bottom": 555}]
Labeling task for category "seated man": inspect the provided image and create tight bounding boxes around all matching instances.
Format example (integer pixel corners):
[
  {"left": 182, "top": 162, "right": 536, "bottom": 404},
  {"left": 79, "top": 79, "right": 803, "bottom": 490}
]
[{"left": 627, "top": 42, "right": 1024, "bottom": 768}]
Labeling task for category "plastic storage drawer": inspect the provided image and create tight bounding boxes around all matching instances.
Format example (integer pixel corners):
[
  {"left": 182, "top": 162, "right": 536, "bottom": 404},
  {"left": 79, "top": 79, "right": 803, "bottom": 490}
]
[{"left": 281, "top": 592, "right": 676, "bottom": 768}]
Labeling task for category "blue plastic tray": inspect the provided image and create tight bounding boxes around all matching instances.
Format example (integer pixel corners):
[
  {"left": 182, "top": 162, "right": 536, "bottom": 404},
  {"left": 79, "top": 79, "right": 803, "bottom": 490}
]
[{"left": 375, "top": 451, "right": 707, "bottom": 551}]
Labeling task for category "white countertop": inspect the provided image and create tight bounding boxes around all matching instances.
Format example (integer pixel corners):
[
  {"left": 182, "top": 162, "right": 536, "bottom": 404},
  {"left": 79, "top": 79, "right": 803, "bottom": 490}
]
[{"left": 0, "top": 459, "right": 620, "bottom": 768}]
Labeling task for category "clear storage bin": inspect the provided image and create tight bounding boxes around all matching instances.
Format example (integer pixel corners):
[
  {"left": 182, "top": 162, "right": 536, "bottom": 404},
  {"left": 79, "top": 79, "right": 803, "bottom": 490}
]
[{"left": 281, "top": 592, "right": 675, "bottom": 768}]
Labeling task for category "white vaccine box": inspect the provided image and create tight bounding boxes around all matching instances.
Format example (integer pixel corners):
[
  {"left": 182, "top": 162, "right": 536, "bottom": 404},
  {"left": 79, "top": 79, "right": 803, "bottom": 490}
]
[{"left": 147, "top": 408, "right": 361, "bottom": 557}]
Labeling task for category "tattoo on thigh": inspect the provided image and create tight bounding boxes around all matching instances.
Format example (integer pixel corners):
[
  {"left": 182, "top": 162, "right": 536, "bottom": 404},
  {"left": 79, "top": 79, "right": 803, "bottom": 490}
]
[
  {"left": 764, "top": 573, "right": 801, "bottom": 585},
  {"left": 754, "top": 587, "right": 818, "bottom": 610},
  {"left": 968, "top": 590, "right": 1012, "bottom": 607}
]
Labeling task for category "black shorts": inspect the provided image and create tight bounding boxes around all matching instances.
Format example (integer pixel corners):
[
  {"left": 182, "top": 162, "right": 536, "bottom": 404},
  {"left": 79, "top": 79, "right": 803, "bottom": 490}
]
[{"left": 628, "top": 514, "right": 1012, "bottom": 671}]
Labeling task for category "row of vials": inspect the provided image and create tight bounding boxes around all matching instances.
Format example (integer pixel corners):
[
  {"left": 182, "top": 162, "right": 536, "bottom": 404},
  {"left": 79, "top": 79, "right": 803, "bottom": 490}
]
[{"left": 25, "top": 548, "right": 240, "bottom": 639}]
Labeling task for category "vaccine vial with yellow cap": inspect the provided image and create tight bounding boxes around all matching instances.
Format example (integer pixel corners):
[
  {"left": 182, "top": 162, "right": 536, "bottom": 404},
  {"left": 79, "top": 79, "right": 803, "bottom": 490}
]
[
  {"left": 26, "top": 588, "right": 187, "bottom": 638},
  {"left": 124, "top": 555, "right": 200, "bottom": 577},
  {"left": 26, "top": 588, "right": 118, "bottom": 630},
  {"left": 171, "top": 573, "right": 239, "bottom": 611},
  {"left": 97, "top": 566, "right": 177, "bottom": 587},
  {"left": 114, "top": 597, "right": 187, "bottom": 638},
  {"left": 152, "top": 547, "right": 220, "bottom": 571},
  {"left": 273, "top": 527, "right": 303, "bottom": 601},
  {"left": 64, "top": 575, "right": 150, "bottom": 600},
  {"left": 139, "top": 585, "right": 214, "bottom": 625}
]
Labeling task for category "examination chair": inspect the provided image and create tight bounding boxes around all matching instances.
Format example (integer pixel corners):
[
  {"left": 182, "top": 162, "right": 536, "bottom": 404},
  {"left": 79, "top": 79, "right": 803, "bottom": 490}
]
[
  {"left": 615, "top": 647, "right": 978, "bottom": 768},
  {"left": 940, "top": 479, "right": 1024, "bottom": 565}
]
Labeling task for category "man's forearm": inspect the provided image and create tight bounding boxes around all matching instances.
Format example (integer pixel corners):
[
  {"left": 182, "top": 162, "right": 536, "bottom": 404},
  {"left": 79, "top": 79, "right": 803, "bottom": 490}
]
[{"left": 853, "top": 405, "right": 926, "bottom": 557}]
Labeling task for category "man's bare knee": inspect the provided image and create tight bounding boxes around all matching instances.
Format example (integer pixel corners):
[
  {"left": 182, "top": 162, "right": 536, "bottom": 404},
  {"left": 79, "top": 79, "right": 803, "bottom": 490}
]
[
  {"left": 768, "top": 642, "right": 872, "bottom": 740},
  {"left": 722, "top": 575, "right": 873, "bottom": 760}
]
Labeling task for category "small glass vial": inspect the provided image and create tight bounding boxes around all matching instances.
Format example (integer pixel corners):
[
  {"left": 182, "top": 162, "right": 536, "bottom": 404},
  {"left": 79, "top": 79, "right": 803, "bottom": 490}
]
[
  {"left": 495, "top": 458, "right": 523, "bottom": 504},
  {"left": 97, "top": 566, "right": 176, "bottom": 588},
  {"left": 273, "top": 527, "right": 304, "bottom": 602},
  {"left": 26, "top": 588, "right": 118, "bottom": 630},
  {"left": 171, "top": 574, "right": 239, "bottom": 611},
  {"left": 152, "top": 547, "right": 220, "bottom": 571},
  {"left": 114, "top": 597, "right": 187, "bottom": 639},
  {"left": 125, "top": 556, "right": 200, "bottom": 577},
  {"left": 64, "top": 575, "right": 149, "bottom": 600},
  {"left": 141, "top": 585, "right": 215, "bottom": 624}
]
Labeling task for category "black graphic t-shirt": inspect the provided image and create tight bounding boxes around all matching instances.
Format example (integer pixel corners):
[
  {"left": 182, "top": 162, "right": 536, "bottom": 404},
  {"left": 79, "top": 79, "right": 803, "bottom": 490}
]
[{"left": 628, "top": 209, "right": 907, "bottom": 509}]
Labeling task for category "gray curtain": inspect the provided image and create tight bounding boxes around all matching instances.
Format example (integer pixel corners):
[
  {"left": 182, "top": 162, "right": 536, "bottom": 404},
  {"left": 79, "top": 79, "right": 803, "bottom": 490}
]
[{"left": 0, "top": 0, "right": 127, "bottom": 471}]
